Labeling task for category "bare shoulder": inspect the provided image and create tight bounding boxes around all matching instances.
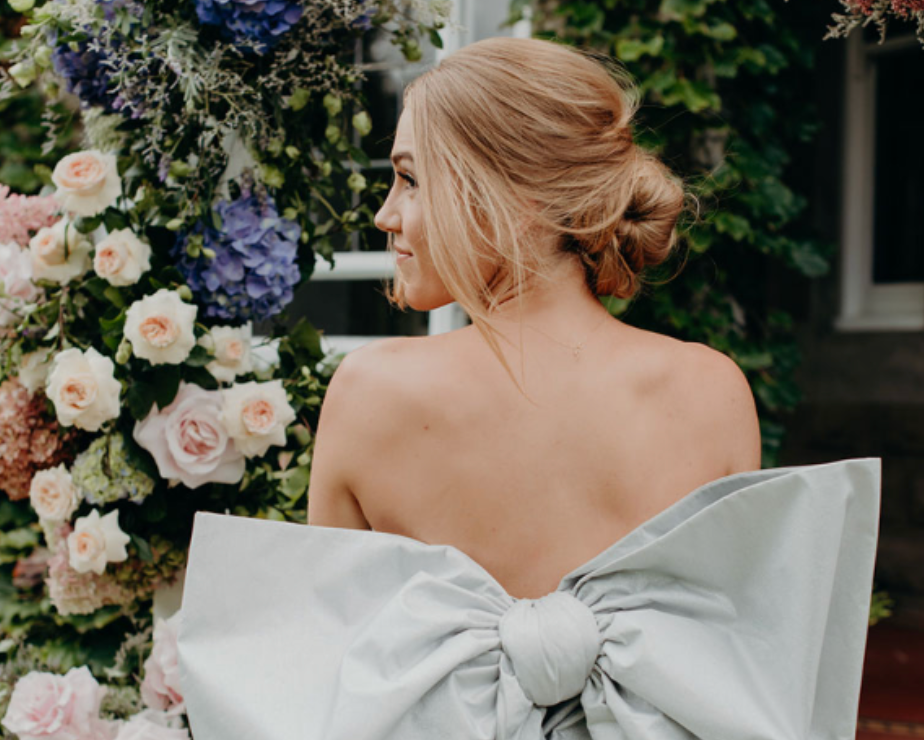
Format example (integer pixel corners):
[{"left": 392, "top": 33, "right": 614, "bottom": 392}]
[
  {"left": 307, "top": 336, "right": 421, "bottom": 528},
  {"left": 668, "top": 339, "right": 762, "bottom": 474},
  {"left": 620, "top": 327, "right": 762, "bottom": 475}
]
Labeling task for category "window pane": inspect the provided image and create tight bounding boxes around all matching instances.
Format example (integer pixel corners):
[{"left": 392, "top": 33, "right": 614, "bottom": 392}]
[
  {"left": 287, "top": 280, "right": 429, "bottom": 337},
  {"left": 872, "top": 46, "right": 924, "bottom": 284}
]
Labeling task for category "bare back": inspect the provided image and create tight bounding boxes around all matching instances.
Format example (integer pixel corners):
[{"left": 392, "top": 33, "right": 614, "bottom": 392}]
[{"left": 309, "top": 318, "right": 761, "bottom": 600}]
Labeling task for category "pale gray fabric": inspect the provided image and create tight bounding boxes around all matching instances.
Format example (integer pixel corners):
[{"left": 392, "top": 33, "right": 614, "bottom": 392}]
[{"left": 178, "top": 458, "right": 881, "bottom": 740}]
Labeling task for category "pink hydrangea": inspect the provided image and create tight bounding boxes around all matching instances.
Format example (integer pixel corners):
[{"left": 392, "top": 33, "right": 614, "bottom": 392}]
[
  {"left": 0, "top": 185, "right": 58, "bottom": 248},
  {"left": 0, "top": 378, "right": 74, "bottom": 501},
  {"left": 1, "top": 666, "right": 114, "bottom": 740},
  {"left": 45, "top": 531, "right": 134, "bottom": 616}
]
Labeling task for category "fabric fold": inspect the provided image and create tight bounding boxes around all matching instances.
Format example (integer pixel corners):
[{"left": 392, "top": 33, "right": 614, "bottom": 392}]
[{"left": 179, "top": 457, "right": 880, "bottom": 740}]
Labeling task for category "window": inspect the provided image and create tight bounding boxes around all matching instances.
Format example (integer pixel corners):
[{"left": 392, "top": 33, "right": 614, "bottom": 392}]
[{"left": 837, "top": 31, "right": 924, "bottom": 331}]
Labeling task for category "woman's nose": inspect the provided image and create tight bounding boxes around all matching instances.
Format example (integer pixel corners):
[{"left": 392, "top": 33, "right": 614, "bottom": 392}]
[{"left": 374, "top": 197, "right": 401, "bottom": 233}]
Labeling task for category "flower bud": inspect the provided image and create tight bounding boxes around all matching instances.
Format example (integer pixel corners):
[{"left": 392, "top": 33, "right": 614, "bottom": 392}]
[
  {"left": 403, "top": 39, "right": 422, "bottom": 62},
  {"left": 347, "top": 172, "right": 367, "bottom": 193},
  {"left": 9, "top": 0, "right": 35, "bottom": 12},
  {"left": 325, "top": 124, "right": 340, "bottom": 145},
  {"left": 288, "top": 88, "right": 310, "bottom": 112},
  {"left": 34, "top": 46, "right": 53, "bottom": 70},
  {"left": 352, "top": 111, "right": 372, "bottom": 138},
  {"left": 319, "top": 161, "right": 332, "bottom": 178},
  {"left": 9, "top": 61, "right": 36, "bottom": 88},
  {"left": 20, "top": 24, "right": 38, "bottom": 38},
  {"left": 169, "top": 160, "right": 191, "bottom": 178},
  {"left": 260, "top": 165, "right": 284, "bottom": 189},
  {"left": 285, "top": 145, "right": 300, "bottom": 160},
  {"left": 292, "top": 423, "right": 312, "bottom": 448},
  {"left": 166, "top": 218, "right": 184, "bottom": 231},
  {"left": 176, "top": 285, "right": 193, "bottom": 301},
  {"left": 283, "top": 207, "right": 299, "bottom": 221},
  {"left": 201, "top": 247, "right": 216, "bottom": 259},
  {"left": 323, "top": 93, "right": 342, "bottom": 117},
  {"left": 115, "top": 339, "right": 132, "bottom": 365}
]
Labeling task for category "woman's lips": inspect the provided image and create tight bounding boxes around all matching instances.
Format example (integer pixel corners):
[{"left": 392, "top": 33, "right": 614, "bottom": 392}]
[{"left": 395, "top": 246, "right": 413, "bottom": 262}]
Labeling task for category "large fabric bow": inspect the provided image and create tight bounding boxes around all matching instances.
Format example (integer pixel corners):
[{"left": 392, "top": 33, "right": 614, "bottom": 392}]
[{"left": 179, "top": 458, "right": 880, "bottom": 740}]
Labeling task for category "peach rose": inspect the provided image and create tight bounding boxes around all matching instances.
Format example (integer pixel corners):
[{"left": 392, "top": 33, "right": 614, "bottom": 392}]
[
  {"left": 46, "top": 347, "right": 121, "bottom": 431},
  {"left": 52, "top": 150, "right": 122, "bottom": 217},
  {"left": 93, "top": 229, "right": 152, "bottom": 286},
  {"left": 67, "top": 509, "right": 130, "bottom": 575},
  {"left": 133, "top": 383, "right": 245, "bottom": 489},
  {"left": 202, "top": 323, "right": 253, "bottom": 383},
  {"left": 124, "top": 290, "right": 197, "bottom": 365},
  {"left": 1, "top": 666, "right": 111, "bottom": 740},
  {"left": 29, "top": 464, "right": 79, "bottom": 522},
  {"left": 220, "top": 379, "right": 295, "bottom": 458},
  {"left": 29, "top": 219, "right": 92, "bottom": 285}
]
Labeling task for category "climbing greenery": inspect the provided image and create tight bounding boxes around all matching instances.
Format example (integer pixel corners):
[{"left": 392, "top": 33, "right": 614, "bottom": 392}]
[{"left": 512, "top": 0, "right": 833, "bottom": 465}]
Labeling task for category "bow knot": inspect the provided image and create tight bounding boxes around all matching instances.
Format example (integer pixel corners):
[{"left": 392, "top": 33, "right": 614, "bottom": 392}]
[{"left": 498, "top": 591, "right": 601, "bottom": 707}]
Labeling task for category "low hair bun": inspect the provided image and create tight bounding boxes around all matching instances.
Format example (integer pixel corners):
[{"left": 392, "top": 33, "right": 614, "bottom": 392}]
[{"left": 582, "top": 150, "right": 684, "bottom": 298}]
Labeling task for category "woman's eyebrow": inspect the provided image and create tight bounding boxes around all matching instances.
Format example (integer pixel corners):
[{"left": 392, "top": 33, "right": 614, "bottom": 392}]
[{"left": 390, "top": 152, "right": 414, "bottom": 166}]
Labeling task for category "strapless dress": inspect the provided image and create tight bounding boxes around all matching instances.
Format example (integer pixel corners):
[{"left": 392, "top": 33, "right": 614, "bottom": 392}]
[{"left": 178, "top": 458, "right": 881, "bottom": 740}]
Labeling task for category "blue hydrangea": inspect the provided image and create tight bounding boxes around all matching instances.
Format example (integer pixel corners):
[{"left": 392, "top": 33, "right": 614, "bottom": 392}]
[
  {"left": 194, "top": 0, "right": 304, "bottom": 53},
  {"left": 50, "top": 36, "right": 117, "bottom": 111},
  {"left": 174, "top": 188, "right": 302, "bottom": 322}
]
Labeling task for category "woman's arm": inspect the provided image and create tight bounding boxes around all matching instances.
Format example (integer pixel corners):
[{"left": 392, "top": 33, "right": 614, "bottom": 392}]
[{"left": 306, "top": 350, "right": 372, "bottom": 529}]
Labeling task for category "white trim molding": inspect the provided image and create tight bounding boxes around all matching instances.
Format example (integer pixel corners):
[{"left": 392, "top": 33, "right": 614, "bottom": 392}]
[{"left": 836, "top": 33, "right": 924, "bottom": 332}]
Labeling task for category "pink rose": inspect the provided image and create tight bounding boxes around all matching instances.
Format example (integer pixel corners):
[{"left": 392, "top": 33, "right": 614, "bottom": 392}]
[
  {"left": 1, "top": 666, "right": 112, "bottom": 740},
  {"left": 113, "top": 710, "right": 188, "bottom": 740},
  {"left": 0, "top": 241, "right": 41, "bottom": 326},
  {"left": 140, "top": 614, "right": 184, "bottom": 715},
  {"left": 133, "top": 383, "right": 244, "bottom": 489}
]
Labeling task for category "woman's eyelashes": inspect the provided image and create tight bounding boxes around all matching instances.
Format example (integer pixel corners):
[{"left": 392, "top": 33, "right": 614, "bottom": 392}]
[{"left": 395, "top": 171, "right": 417, "bottom": 189}]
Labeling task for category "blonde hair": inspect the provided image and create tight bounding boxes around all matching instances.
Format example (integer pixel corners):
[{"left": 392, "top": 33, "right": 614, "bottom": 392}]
[{"left": 384, "top": 37, "right": 684, "bottom": 393}]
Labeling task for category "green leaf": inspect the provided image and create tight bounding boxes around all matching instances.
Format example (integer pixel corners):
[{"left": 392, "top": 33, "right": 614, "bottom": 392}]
[
  {"left": 279, "top": 465, "right": 311, "bottom": 500},
  {"left": 289, "top": 318, "right": 323, "bottom": 360},
  {"left": 429, "top": 28, "right": 444, "bottom": 49},
  {"left": 616, "top": 35, "right": 664, "bottom": 62},
  {"left": 152, "top": 366, "right": 181, "bottom": 410},
  {"left": 184, "top": 343, "right": 212, "bottom": 368},
  {"left": 789, "top": 242, "right": 830, "bottom": 278},
  {"left": 131, "top": 534, "right": 154, "bottom": 563},
  {"left": 126, "top": 380, "right": 156, "bottom": 420},
  {"left": 103, "top": 285, "right": 126, "bottom": 309}
]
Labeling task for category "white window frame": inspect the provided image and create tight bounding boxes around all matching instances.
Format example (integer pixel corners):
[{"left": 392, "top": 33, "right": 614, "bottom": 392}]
[{"left": 836, "top": 31, "right": 924, "bottom": 332}]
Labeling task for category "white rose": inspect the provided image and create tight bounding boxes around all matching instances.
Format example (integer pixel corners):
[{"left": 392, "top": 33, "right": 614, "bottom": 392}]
[
  {"left": 46, "top": 346, "right": 121, "bottom": 431},
  {"left": 124, "top": 290, "right": 198, "bottom": 365},
  {"left": 67, "top": 508, "right": 130, "bottom": 575},
  {"left": 94, "top": 229, "right": 152, "bottom": 286},
  {"left": 17, "top": 347, "right": 53, "bottom": 393},
  {"left": 203, "top": 323, "right": 253, "bottom": 383},
  {"left": 52, "top": 150, "right": 122, "bottom": 217},
  {"left": 220, "top": 380, "right": 296, "bottom": 458},
  {"left": 29, "top": 464, "right": 79, "bottom": 522},
  {"left": 67, "top": 509, "right": 131, "bottom": 575},
  {"left": 29, "top": 219, "right": 92, "bottom": 285}
]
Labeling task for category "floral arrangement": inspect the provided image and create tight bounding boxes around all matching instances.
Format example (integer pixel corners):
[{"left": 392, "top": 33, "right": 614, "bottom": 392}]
[
  {"left": 0, "top": 0, "right": 449, "bottom": 735},
  {"left": 823, "top": 0, "right": 924, "bottom": 45}
]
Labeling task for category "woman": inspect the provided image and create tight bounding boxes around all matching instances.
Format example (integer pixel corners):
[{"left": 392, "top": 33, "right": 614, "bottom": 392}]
[{"left": 178, "top": 37, "right": 880, "bottom": 740}]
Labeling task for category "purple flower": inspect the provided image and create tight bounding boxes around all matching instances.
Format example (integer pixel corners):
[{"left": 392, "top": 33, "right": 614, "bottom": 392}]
[
  {"left": 194, "top": 0, "right": 304, "bottom": 54},
  {"left": 50, "top": 36, "right": 118, "bottom": 111},
  {"left": 174, "top": 188, "right": 302, "bottom": 321}
]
